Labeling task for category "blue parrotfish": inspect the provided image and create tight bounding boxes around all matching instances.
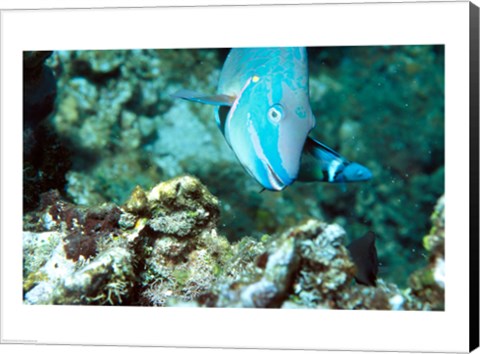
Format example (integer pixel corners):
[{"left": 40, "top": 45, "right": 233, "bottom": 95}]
[{"left": 173, "top": 47, "right": 372, "bottom": 191}]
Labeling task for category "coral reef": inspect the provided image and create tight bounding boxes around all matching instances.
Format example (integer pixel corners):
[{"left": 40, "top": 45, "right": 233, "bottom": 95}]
[
  {"left": 37, "top": 47, "right": 444, "bottom": 286},
  {"left": 208, "top": 220, "right": 354, "bottom": 308},
  {"left": 22, "top": 46, "right": 444, "bottom": 305},
  {"left": 23, "top": 176, "right": 443, "bottom": 310},
  {"left": 47, "top": 49, "right": 225, "bottom": 207},
  {"left": 23, "top": 190, "right": 135, "bottom": 305},
  {"left": 407, "top": 195, "right": 445, "bottom": 310},
  {"left": 123, "top": 176, "right": 226, "bottom": 305},
  {"left": 23, "top": 176, "right": 224, "bottom": 306}
]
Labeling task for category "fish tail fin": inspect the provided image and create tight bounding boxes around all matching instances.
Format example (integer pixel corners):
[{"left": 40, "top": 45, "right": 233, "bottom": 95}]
[{"left": 298, "top": 137, "right": 372, "bottom": 183}]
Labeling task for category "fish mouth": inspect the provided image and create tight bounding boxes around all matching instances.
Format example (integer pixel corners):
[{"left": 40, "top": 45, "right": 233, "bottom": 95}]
[{"left": 265, "top": 163, "right": 287, "bottom": 191}]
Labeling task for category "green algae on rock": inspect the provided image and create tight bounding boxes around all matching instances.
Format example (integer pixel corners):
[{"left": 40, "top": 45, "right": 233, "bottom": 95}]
[
  {"left": 127, "top": 177, "right": 226, "bottom": 305},
  {"left": 23, "top": 174, "right": 440, "bottom": 309},
  {"left": 139, "top": 228, "right": 231, "bottom": 306},
  {"left": 123, "top": 175, "right": 220, "bottom": 238},
  {"left": 408, "top": 195, "right": 445, "bottom": 310}
]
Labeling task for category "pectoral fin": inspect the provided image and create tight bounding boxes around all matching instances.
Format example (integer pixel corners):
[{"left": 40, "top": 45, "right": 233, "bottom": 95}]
[
  {"left": 298, "top": 137, "right": 372, "bottom": 183},
  {"left": 171, "top": 89, "right": 235, "bottom": 106}
]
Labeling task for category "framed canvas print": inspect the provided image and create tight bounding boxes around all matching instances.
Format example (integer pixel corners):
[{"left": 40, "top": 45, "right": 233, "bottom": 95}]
[{"left": 1, "top": 0, "right": 479, "bottom": 353}]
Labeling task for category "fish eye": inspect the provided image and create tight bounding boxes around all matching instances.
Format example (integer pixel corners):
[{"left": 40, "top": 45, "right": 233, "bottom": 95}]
[{"left": 268, "top": 104, "right": 284, "bottom": 123}]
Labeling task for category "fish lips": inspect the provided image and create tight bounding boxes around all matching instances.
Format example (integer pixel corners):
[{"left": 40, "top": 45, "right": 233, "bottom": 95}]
[
  {"left": 264, "top": 162, "right": 293, "bottom": 191},
  {"left": 235, "top": 145, "right": 295, "bottom": 191}
]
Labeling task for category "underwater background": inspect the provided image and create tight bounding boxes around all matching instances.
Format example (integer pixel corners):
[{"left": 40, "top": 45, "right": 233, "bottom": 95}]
[{"left": 23, "top": 46, "right": 445, "bottom": 307}]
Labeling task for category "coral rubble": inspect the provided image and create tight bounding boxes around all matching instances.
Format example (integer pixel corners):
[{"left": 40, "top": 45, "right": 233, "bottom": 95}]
[{"left": 23, "top": 176, "right": 443, "bottom": 309}]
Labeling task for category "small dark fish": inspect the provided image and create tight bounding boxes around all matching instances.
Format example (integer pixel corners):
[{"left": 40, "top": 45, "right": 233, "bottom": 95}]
[{"left": 347, "top": 231, "right": 378, "bottom": 286}]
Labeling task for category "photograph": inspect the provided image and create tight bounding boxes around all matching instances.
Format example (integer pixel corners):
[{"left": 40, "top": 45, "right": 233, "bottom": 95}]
[
  {"left": 22, "top": 45, "right": 445, "bottom": 310},
  {"left": 1, "top": 1, "right": 477, "bottom": 352}
]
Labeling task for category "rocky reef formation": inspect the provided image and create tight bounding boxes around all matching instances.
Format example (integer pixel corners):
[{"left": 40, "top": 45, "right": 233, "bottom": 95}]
[
  {"left": 23, "top": 191, "right": 134, "bottom": 305},
  {"left": 407, "top": 195, "right": 445, "bottom": 310},
  {"left": 23, "top": 176, "right": 443, "bottom": 309},
  {"left": 22, "top": 46, "right": 444, "bottom": 301},
  {"left": 37, "top": 47, "right": 444, "bottom": 287}
]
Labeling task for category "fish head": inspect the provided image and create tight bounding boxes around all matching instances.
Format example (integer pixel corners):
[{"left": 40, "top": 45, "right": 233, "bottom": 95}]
[{"left": 224, "top": 73, "right": 315, "bottom": 191}]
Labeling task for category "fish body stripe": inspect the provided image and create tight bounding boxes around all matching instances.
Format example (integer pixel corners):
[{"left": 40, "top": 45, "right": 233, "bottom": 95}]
[
  {"left": 247, "top": 119, "right": 284, "bottom": 190},
  {"left": 327, "top": 159, "right": 343, "bottom": 182},
  {"left": 224, "top": 76, "right": 253, "bottom": 145}
]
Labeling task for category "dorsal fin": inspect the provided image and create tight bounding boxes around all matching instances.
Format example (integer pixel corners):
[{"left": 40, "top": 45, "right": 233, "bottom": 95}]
[{"left": 171, "top": 89, "right": 235, "bottom": 106}]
